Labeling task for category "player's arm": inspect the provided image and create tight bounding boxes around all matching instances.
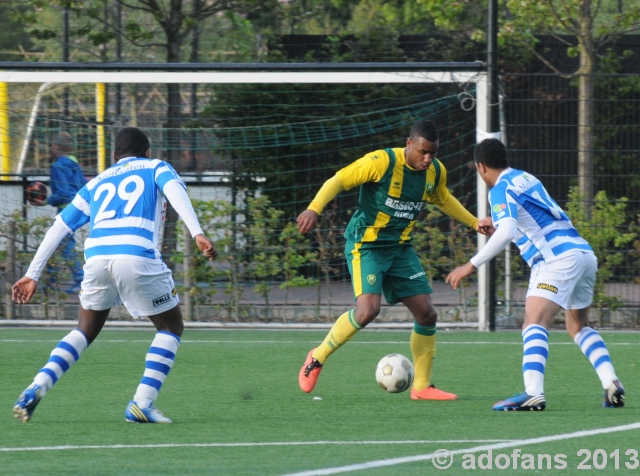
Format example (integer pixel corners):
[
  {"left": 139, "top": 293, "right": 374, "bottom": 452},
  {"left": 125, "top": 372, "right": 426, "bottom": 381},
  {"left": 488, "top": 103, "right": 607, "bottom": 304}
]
[
  {"left": 426, "top": 164, "right": 479, "bottom": 231},
  {"left": 445, "top": 218, "right": 517, "bottom": 290},
  {"left": 297, "top": 175, "right": 345, "bottom": 234},
  {"left": 163, "top": 180, "right": 218, "bottom": 261},
  {"left": 298, "top": 151, "right": 389, "bottom": 234}
]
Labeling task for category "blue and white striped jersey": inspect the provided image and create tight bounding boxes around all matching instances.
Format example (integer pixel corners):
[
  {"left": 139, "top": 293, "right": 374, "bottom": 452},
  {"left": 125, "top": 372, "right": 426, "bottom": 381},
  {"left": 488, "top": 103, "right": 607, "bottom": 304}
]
[
  {"left": 489, "top": 167, "right": 592, "bottom": 266},
  {"left": 59, "top": 157, "right": 185, "bottom": 262}
]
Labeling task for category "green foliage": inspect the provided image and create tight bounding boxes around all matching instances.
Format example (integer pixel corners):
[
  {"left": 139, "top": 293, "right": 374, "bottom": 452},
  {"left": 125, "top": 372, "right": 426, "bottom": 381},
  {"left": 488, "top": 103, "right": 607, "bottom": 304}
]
[
  {"left": 247, "top": 196, "right": 285, "bottom": 319},
  {"left": 566, "top": 187, "right": 636, "bottom": 324},
  {"left": 278, "top": 222, "right": 319, "bottom": 310},
  {"left": 0, "top": 210, "right": 77, "bottom": 310},
  {"left": 172, "top": 198, "right": 245, "bottom": 321}
]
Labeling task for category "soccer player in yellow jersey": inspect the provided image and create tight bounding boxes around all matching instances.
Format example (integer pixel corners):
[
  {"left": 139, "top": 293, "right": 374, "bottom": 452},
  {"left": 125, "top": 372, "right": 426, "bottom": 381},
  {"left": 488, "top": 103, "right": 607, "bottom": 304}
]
[{"left": 297, "top": 119, "right": 491, "bottom": 400}]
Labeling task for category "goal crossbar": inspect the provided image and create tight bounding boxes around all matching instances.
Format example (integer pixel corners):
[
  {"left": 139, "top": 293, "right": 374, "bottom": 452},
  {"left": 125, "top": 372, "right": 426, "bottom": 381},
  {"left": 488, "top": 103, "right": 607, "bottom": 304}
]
[{"left": 0, "top": 61, "right": 492, "bottom": 331}]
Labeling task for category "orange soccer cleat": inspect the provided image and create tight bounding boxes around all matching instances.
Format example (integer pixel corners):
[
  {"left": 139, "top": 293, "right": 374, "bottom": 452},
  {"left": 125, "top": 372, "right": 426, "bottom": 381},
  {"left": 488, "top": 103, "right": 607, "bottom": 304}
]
[
  {"left": 298, "top": 348, "right": 323, "bottom": 393},
  {"left": 410, "top": 384, "right": 458, "bottom": 401}
]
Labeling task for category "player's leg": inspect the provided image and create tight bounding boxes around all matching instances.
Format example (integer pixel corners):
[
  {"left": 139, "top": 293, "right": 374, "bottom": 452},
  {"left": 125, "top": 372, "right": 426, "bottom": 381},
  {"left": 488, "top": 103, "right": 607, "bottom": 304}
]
[
  {"left": 402, "top": 294, "right": 457, "bottom": 401},
  {"left": 298, "top": 242, "right": 383, "bottom": 393},
  {"left": 13, "top": 261, "right": 114, "bottom": 423},
  {"left": 299, "top": 295, "right": 381, "bottom": 393},
  {"left": 114, "top": 259, "right": 182, "bottom": 423},
  {"left": 125, "top": 305, "right": 183, "bottom": 423},
  {"left": 389, "top": 246, "right": 456, "bottom": 400},
  {"left": 13, "top": 308, "right": 109, "bottom": 423},
  {"left": 565, "top": 252, "right": 624, "bottom": 407},
  {"left": 494, "top": 257, "right": 569, "bottom": 411}
]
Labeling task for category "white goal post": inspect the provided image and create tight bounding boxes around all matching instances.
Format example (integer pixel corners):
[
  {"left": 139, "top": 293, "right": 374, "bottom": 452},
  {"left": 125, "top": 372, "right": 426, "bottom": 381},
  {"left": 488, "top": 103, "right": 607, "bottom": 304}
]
[{"left": 0, "top": 63, "right": 495, "bottom": 331}]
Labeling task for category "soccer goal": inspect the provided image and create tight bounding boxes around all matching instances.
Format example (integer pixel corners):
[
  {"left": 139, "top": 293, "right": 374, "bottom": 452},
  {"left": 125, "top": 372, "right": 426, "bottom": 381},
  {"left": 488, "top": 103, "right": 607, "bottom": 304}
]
[{"left": 0, "top": 63, "right": 496, "bottom": 329}]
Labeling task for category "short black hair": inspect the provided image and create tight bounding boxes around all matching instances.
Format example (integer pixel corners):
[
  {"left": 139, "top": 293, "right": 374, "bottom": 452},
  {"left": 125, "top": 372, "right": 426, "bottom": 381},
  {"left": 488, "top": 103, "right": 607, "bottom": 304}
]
[
  {"left": 409, "top": 120, "right": 439, "bottom": 142},
  {"left": 115, "top": 127, "right": 150, "bottom": 159},
  {"left": 474, "top": 138, "right": 508, "bottom": 169}
]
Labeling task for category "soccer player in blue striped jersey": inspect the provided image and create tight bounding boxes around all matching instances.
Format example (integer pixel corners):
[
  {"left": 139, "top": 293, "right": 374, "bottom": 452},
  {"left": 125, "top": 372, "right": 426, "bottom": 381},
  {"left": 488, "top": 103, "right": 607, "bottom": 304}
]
[
  {"left": 11, "top": 127, "right": 218, "bottom": 423},
  {"left": 446, "top": 138, "right": 625, "bottom": 411}
]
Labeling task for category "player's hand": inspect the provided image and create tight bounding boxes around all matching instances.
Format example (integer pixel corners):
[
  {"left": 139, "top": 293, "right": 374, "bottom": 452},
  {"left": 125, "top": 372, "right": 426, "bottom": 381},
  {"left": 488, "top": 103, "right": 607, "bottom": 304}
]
[
  {"left": 445, "top": 262, "right": 476, "bottom": 290},
  {"left": 296, "top": 209, "right": 319, "bottom": 234},
  {"left": 476, "top": 217, "right": 495, "bottom": 236},
  {"left": 195, "top": 234, "right": 218, "bottom": 261},
  {"left": 12, "top": 277, "right": 38, "bottom": 304}
]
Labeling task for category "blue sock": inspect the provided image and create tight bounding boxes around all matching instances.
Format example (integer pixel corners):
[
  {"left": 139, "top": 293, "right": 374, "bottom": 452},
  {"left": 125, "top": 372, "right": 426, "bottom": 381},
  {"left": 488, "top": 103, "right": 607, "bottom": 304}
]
[
  {"left": 132, "top": 331, "right": 180, "bottom": 408},
  {"left": 33, "top": 329, "right": 89, "bottom": 396}
]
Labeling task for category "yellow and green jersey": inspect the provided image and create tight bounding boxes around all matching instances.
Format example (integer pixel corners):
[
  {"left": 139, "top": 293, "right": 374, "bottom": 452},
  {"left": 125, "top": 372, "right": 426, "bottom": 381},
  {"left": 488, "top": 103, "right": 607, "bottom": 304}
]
[{"left": 336, "top": 147, "right": 477, "bottom": 247}]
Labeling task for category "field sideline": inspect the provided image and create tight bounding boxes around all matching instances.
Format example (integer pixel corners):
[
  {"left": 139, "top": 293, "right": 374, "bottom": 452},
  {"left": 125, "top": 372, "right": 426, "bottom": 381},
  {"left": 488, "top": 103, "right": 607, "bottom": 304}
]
[{"left": 1, "top": 328, "right": 639, "bottom": 475}]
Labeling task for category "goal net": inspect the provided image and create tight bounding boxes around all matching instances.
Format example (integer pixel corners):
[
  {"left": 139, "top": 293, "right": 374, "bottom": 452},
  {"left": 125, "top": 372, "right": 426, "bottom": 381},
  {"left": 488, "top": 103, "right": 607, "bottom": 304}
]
[{"left": 0, "top": 66, "right": 493, "bottom": 328}]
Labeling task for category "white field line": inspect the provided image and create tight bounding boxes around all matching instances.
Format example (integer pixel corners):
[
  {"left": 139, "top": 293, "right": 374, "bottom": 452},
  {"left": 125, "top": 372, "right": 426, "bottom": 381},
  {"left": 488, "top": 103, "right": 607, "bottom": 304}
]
[
  {"left": 0, "top": 439, "right": 512, "bottom": 453},
  {"left": 1, "top": 339, "right": 640, "bottom": 346},
  {"left": 282, "top": 422, "right": 640, "bottom": 476}
]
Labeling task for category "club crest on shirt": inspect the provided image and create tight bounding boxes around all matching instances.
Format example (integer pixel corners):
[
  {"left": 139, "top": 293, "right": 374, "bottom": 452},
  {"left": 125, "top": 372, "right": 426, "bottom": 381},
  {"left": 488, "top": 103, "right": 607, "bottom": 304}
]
[
  {"left": 367, "top": 274, "right": 377, "bottom": 285},
  {"left": 537, "top": 283, "right": 558, "bottom": 293},
  {"left": 425, "top": 182, "right": 435, "bottom": 194}
]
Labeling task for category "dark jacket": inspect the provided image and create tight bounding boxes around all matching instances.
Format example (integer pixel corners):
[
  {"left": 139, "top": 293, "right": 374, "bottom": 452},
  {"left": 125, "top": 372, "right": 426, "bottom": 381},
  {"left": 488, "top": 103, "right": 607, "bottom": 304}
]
[{"left": 47, "top": 155, "right": 87, "bottom": 210}]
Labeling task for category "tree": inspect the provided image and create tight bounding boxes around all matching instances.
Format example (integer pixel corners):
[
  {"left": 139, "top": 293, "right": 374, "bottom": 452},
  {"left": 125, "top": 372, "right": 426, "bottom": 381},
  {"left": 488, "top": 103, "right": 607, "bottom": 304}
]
[
  {"left": 502, "top": 0, "right": 640, "bottom": 214},
  {"left": 406, "top": 1, "right": 640, "bottom": 214}
]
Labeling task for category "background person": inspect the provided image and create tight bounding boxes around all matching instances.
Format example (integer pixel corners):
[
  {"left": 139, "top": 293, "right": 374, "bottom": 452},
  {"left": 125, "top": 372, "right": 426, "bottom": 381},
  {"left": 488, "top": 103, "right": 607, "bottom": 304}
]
[
  {"left": 31, "top": 131, "right": 87, "bottom": 293},
  {"left": 446, "top": 138, "right": 625, "bottom": 411}
]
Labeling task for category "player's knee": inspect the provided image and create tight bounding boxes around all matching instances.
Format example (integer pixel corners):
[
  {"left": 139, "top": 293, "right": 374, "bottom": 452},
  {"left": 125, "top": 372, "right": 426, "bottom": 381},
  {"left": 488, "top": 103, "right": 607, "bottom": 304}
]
[
  {"left": 355, "top": 306, "right": 380, "bottom": 327},
  {"left": 415, "top": 308, "right": 437, "bottom": 327}
]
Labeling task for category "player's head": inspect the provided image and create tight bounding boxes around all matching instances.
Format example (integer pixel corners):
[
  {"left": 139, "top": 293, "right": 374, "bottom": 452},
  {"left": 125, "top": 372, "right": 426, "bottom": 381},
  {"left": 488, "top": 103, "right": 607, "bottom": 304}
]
[
  {"left": 409, "top": 120, "right": 439, "bottom": 143},
  {"left": 51, "top": 131, "right": 74, "bottom": 157},
  {"left": 115, "top": 127, "right": 150, "bottom": 159},
  {"left": 474, "top": 138, "right": 508, "bottom": 169},
  {"left": 405, "top": 120, "right": 439, "bottom": 172}
]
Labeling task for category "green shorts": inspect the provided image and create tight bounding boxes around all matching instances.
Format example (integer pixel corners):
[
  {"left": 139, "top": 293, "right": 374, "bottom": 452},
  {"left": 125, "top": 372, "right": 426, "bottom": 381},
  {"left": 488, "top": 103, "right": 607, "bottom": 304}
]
[{"left": 345, "top": 241, "right": 432, "bottom": 305}]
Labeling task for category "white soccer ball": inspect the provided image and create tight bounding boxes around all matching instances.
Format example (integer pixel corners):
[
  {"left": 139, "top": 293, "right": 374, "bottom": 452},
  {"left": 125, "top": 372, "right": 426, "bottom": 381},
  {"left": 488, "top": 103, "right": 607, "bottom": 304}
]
[{"left": 375, "top": 353, "right": 414, "bottom": 393}]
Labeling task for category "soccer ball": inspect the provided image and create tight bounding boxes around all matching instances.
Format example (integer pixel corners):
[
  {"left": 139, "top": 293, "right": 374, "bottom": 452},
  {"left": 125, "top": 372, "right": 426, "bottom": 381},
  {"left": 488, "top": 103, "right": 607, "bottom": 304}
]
[
  {"left": 375, "top": 353, "right": 414, "bottom": 393},
  {"left": 26, "top": 181, "right": 47, "bottom": 205}
]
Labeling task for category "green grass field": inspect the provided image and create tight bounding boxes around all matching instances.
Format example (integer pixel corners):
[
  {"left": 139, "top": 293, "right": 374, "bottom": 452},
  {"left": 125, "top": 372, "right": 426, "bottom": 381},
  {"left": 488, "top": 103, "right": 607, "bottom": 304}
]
[{"left": 1, "top": 328, "right": 639, "bottom": 475}]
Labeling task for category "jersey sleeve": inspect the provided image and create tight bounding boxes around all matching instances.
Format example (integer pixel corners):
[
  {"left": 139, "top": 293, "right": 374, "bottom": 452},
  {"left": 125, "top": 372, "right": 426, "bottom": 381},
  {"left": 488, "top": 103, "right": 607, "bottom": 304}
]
[
  {"left": 25, "top": 217, "right": 73, "bottom": 281},
  {"left": 489, "top": 180, "right": 518, "bottom": 225},
  {"left": 307, "top": 175, "right": 345, "bottom": 215},
  {"left": 427, "top": 163, "right": 479, "bottom": 230},
  {"left": 155, "top": 161, "right": 185, "bottom": 191},
  {"left": 335, "top": 150, "right": 390, "bottom": 191},
  {"left": 58, "top": 185, "right": 91, "bottom": 231}
]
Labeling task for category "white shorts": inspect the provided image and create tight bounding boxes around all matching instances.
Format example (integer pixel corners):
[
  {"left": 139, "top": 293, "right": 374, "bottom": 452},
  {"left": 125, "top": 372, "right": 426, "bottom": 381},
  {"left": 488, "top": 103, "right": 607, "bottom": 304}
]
[
  {"left": 527, "top": 250, "right": 597, "bottom": 310},
  {"left": 80, "top": 258, "right": 180, "bottom": 318}
]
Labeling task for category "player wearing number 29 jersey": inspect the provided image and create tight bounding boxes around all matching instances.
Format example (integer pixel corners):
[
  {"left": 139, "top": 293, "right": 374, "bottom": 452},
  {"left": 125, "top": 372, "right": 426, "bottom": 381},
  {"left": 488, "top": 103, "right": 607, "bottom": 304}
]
[
  {"left": 11, "top": 127, "right": 218, "bottom": 425},
  {"left": 61, "top": 158, "right": 184, "bottom": 263}
]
